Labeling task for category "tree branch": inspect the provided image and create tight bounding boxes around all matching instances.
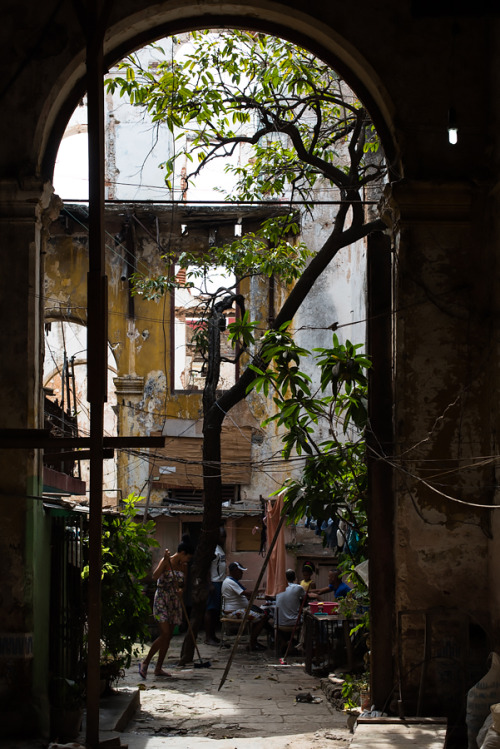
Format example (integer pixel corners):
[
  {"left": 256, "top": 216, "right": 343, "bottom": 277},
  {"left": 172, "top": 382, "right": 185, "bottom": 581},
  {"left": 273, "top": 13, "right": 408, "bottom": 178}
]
[{"left": 213, "top": 216, "right": 386, "bottom": 422}]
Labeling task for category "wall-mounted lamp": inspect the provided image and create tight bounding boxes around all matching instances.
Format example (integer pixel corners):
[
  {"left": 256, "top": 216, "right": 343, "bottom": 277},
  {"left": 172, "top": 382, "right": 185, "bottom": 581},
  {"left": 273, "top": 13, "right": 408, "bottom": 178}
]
[{"left": 448, "top": 107, "right": 458, "bottom": 145}]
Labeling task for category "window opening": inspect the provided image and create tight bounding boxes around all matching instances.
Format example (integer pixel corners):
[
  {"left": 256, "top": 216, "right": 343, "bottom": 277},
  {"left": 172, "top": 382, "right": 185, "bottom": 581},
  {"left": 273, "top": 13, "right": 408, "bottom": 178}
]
[
  {"left": 234, "top": 516, "right": 261, "bottom": 552},
  {"left": 173, "top": 263, "right": 237, "bottom": 391}
]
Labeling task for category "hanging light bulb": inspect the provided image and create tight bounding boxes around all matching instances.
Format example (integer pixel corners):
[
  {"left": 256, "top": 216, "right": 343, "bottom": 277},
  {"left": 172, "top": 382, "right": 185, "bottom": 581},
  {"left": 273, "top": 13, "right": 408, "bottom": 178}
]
[{"left": 448, "top": 107, "right": 458, "bottom": 145}]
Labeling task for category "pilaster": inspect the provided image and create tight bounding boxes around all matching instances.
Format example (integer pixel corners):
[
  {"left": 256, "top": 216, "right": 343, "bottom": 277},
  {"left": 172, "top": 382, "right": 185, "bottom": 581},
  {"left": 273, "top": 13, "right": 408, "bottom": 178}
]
[{"left": 0, "top": 178, "right": 60, "bottom": 737}]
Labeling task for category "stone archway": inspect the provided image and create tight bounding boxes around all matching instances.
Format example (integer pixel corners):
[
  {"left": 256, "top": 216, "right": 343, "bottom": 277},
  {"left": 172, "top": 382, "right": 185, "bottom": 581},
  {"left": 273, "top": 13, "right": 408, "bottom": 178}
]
[
  {"left": 73, "top": 11, "right": 394, "bottom": 720},
  {"left": 2, "top": 2, "right": 500, "bottom": 743},
  {"left": 53, "top": 0, "right": 399, "bottom": 723}
]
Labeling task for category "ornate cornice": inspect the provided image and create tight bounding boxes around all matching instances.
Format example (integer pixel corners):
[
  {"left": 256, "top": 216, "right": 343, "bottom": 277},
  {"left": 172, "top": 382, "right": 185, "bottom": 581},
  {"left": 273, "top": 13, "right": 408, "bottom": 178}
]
[{"left": 113, "top": 375, "right": 145, "bottom": 395}]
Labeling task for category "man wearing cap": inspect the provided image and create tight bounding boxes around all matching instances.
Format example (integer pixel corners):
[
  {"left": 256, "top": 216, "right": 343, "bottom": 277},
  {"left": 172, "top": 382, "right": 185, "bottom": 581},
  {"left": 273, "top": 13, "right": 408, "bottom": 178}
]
[{"left": 221, "top": 561, "right": 268, "bottom": 651}]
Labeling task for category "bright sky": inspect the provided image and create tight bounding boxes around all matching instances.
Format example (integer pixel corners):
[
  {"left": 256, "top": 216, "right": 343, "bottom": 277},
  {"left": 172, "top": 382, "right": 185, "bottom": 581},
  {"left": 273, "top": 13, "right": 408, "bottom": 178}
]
[
  {"left": 53, "top": 131, "right": 89, "bottom": 200},
  {"left": 52, "top": 36, "right": 243, "bottom": 202}
]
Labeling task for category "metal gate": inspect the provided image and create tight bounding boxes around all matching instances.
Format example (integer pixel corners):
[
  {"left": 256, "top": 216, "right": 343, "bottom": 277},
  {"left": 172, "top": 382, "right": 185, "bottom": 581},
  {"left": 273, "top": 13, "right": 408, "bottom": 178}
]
[{"left": 48, "top": 508, "right": 88, "bottom": 682}]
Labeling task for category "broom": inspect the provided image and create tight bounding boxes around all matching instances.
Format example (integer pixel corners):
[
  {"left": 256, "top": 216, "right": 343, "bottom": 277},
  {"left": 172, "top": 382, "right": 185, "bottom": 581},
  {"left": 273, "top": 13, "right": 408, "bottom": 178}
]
[{"left": 167, "top": 557, "right": 211, "bottom": 669}]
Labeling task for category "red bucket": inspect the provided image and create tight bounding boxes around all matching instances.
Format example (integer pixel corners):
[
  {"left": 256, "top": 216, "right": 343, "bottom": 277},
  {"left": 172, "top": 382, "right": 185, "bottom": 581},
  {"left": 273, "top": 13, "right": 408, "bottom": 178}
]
[{"left": 322, "top": 601, "right": 339, "bottom": 614}]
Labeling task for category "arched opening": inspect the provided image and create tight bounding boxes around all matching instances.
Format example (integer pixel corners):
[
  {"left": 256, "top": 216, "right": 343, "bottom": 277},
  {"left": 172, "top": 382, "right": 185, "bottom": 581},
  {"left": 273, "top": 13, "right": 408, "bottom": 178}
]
[
  {"left": 40, "top": 5, "right": 400, "bottom": 185},
  {"left": 45, "top": 16, "right": 400, "bottom": 736},
  {"left": 43, "top": 318, "right": 118, "bottom": 500}
]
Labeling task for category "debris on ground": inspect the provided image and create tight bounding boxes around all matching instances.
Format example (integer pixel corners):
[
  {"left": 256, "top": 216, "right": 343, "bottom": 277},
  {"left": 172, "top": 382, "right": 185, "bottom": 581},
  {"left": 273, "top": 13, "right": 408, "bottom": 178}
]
[{"left": 296, "top": 692, "right": 323, "bottom": 703}]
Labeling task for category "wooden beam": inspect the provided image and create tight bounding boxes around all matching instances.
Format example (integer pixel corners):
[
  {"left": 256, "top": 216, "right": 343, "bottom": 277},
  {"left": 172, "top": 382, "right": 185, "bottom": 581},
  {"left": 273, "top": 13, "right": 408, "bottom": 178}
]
[
  {"left": 84, "top": 0, "right": 112, "bottom": 744},
  {"left": 0, "top": 430, "right": 166, "bottom": 449},
  {"left": 43, "top": 449, "right": 115, "bottom": 461}
]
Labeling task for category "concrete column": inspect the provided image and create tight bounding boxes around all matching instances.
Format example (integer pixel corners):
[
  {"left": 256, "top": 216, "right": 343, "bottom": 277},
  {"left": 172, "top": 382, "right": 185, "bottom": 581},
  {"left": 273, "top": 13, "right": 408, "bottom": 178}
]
[
  {"left": 0, "top": 178, "right": 60, "bottom": 737},
  {"left": 113, "top": 375, "right": 147, "bottom": 498},
  {"left": 382, "top": 179, "right": 494, "bottom": 715}
]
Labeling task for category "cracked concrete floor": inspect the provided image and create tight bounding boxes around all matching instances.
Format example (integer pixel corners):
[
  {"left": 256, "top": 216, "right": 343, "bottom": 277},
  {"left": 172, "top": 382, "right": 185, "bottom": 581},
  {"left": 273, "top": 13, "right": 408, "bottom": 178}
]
[
  {"left": 112, "top": 633, "right": 353, "bottom": 748},
  {"left": 9, "top": 634, "right": 353, "bottom": 748}
]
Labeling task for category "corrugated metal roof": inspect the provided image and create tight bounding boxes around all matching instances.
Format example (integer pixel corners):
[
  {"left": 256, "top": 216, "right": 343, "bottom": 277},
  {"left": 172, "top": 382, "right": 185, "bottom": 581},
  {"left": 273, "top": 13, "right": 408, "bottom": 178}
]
[{"left": 136, "top": 502, "right": 262, "bottom": 518}]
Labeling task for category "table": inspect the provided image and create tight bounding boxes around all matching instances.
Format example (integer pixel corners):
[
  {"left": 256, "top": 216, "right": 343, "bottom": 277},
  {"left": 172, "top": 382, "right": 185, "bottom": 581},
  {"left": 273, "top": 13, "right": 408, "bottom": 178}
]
[{"left": 303, "top": 610, "right": 360, "bottom": 675}]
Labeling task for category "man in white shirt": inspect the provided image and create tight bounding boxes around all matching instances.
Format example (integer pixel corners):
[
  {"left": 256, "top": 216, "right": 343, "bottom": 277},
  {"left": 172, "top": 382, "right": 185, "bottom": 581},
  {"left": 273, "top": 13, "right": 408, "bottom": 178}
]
[
  {"left": 204, "top": 528, "right": 226, "bottom": 645},
  {"left": 221, "top": 561, "right": 268, "bottom": 651},
  {"left": 275, "top": 569, "right": 306, "bottom": 626}
]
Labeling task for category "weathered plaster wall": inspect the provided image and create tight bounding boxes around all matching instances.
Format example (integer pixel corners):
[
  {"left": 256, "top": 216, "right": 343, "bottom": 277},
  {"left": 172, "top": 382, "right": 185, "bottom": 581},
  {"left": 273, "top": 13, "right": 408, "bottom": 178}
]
[
  {"left": 45, "top": 200, "right": 360, "bottom": 507},
  {"left": 387, "top": 181, "right": 498, "bottom": 677}
]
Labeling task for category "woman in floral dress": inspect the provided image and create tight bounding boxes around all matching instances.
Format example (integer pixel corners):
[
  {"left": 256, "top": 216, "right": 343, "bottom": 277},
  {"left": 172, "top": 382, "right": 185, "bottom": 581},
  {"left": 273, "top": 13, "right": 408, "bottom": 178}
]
[{"left": 139, "top": 536, "right": 194, "bottom": 678}]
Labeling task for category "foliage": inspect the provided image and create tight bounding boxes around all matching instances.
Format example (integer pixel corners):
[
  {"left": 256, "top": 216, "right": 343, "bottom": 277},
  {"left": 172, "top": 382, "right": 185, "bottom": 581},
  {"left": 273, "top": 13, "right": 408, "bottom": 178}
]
[
  {"left": 249, "top": 330, "right": 370, "bottom": 567},
  {"left": 105, "top": 29, "right": 386, "bottom": 317},
  {"left": 104, "top": 30, "right": 386, "bottom": 657},
  {"left": 104, "top": 28, "right": 385, "bottom": 410},
  {"left": 106, "top": 30, "right": 383, "bottom": 204},
  {"left": 49, "top": 676, "right": 85, "bottom": 709},
  {"left": 341, "top": 673, "right": 370, "bottom": 710},
  {"left": 82, "top": 494, "right": 159, "bottom": 670},
  {"left": 250, "top": 329, "right": 372, "bottom": 639},
  {"left": 129, "top": 216, "right": 311, "bottom": 303}
]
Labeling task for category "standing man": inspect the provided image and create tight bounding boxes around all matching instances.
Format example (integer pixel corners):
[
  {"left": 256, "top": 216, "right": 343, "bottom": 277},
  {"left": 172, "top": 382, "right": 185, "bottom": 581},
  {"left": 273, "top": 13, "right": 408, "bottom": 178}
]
[{"left": 204, "top": 527, "right": 226, "bottom": 645}]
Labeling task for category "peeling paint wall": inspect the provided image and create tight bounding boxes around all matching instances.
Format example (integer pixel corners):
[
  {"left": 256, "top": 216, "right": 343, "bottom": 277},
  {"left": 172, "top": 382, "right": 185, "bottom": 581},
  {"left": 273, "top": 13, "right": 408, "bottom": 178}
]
[
  {"left": 383, "top": 181, "right": 499, "bottom": 714},
  {"left": 46, "top": 200, "right": 365, "bottom": 511}
]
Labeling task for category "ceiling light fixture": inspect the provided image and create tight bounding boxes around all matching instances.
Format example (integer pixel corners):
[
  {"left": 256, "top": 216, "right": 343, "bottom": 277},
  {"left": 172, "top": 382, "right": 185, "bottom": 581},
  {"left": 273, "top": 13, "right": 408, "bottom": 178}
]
[{"left": 448, "top": 107, "right": 458, "bottom": 145}]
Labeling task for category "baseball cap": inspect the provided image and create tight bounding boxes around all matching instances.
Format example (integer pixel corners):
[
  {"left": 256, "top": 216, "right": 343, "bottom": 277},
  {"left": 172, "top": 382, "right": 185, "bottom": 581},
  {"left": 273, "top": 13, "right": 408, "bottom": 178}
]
[{"left": 229, "top": 561, "right": 247, "bottom": 572}]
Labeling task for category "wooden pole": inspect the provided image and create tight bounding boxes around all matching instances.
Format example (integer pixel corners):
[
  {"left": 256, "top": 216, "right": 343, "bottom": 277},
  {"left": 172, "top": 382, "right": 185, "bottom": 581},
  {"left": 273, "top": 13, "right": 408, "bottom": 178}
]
[
  {"left": 218, "top": 510, "right": 286, "bottom": 691},
  {"left": 81, "top": 1, "right": 112, "bottom": 745}
]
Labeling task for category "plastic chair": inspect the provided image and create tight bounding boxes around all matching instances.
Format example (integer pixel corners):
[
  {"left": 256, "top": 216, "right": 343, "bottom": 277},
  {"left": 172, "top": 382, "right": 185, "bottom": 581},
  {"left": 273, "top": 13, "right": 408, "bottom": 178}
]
[{"left": 220, "top": 597, "right": 252, "bottom": 648}]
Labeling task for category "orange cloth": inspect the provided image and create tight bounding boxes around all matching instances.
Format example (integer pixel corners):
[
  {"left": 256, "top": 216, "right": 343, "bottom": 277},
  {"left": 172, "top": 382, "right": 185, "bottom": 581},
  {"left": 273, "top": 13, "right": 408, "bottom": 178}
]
[{"left": 265, "top": 494, "right": 287, "bottom": 596}]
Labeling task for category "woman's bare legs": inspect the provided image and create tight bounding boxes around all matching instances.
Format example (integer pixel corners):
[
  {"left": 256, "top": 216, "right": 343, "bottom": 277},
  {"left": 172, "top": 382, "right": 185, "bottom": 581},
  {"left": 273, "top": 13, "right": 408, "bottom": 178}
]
[
  {"left": 141, "top": 621, "right": 174, "bottom": 676},
  {"left": 154, "top": 621, "right": 174, "bottom": 674}
]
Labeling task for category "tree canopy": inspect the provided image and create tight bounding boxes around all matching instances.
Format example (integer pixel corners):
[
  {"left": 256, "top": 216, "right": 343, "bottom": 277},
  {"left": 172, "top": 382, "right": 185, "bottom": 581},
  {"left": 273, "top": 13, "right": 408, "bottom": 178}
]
[
  {"left": 107, "top": 29, "right": 385, "bottom": 250},
  {"left": 106, "top": 28, "right": 386, "bottom": 416}
]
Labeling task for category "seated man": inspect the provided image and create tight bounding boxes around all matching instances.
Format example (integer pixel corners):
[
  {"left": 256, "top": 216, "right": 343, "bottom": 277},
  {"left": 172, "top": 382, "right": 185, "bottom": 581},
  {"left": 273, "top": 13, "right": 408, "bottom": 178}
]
[
  {"left": 315, "top": 568, "right": 351, "bottom": 599},
  {"left": 221, "top": 561, "right": 268, "bottom": 651},
  {"left": 275, "top": 569, "right": 306, "bottom": 655},
  {"left": 275, "top": 569, "right": 306, "bottom": 626}
]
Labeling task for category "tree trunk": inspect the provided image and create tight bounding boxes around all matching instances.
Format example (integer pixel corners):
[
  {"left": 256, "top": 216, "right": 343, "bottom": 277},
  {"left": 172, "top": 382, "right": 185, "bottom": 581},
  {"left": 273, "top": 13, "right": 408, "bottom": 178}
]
[{"left": 179, "top": 300, "right": 227, "bottom": 662}]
